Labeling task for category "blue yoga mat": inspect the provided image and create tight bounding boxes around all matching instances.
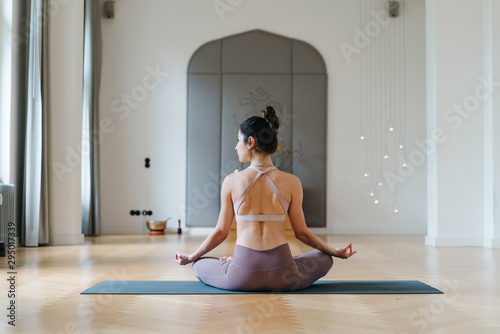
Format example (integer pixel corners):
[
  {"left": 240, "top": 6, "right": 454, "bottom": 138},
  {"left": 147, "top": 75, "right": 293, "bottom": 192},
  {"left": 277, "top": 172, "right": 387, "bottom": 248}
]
[{"left": 81, "top": 280, "right": 442, "bottom": 295}]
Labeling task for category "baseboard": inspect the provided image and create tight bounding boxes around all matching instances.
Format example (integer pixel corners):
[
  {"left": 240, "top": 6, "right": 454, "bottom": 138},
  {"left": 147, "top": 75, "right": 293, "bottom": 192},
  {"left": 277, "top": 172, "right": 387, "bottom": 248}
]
[
  {"left": 185, "top": 227, "right": 215, "bottom": 236},
  {"left": 328, "top": 225, "right": 426, "bottom": 235},
  {"left": 50, "top": 233, "right": 85, "bottom": 246},
  {"left": 100, "top": 226, "right": 150, "bottom": 235},
  {"left": 425, "top": 235, "right": 485, "bottom": 247},
  {"left": 484, "top": 237, "right": 500, "bottom": 248},
  {"left": 184, "top": 226, "right": 426, "bottom": 236}
]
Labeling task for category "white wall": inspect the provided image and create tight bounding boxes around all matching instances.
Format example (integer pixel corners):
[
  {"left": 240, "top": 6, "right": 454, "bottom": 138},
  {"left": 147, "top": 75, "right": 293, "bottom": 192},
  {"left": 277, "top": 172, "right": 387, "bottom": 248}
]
[
  {"left": 426, "top": 0, "right": 486, "bottom": 246},
  {"left": 492, "top": 0, "right": 500, "bottom": 247},
  {"left": 98, "top": 0, "right": 427, "bottom": 234},
  {"left": 46, "top": 0, "right": 85, "bottom": 245},
  {"left": 425, "top": 0, "right": 500, "bottom": 247}
]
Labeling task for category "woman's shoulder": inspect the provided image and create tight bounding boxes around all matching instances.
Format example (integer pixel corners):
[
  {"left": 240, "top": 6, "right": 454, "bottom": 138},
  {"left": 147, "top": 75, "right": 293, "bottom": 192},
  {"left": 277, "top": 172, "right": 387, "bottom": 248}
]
[
  {"left": 223, "top": 169, "right": 248, "bottom": 184},
  {"left": 268, "top": 169, "right": 301, "bottom": 190},
  {"left": 225, "top": 167, "right": 299, "bottom": 183},
  {"left": 274, "top": 169, "right": 299, "bottom": 180}
]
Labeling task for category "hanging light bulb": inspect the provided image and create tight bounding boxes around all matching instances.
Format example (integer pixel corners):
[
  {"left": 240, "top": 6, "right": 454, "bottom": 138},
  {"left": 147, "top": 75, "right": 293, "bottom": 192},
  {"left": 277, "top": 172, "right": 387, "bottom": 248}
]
[
  {"left": 387, "top": 119, "right": 394, "bottom": 132},
  {"left": 393, "top": 200, "right": 399, "bottom": 214},
  {"left": 369, "top": 183, "right": 375, "bottom": 197},
  {"left": 398, "top": 135, "right": 404, "bottom": 150},
  {"left": 359, "top": 127, "right": 365, "bottom": 141},
  {"left": 377, "top": 173, "right": 384, "bottom": 187},
  {"left": 372, "top": 189, "right": 379, "bottom": 205},
  {"left": 363, "top": 164, "right": 370, "bottom": 178},
  {"left": 383, "top": 148, "right": 389, "bottom": 160},
  {"left": 400, "top": 153, "right": 408, "bottom": 168}
]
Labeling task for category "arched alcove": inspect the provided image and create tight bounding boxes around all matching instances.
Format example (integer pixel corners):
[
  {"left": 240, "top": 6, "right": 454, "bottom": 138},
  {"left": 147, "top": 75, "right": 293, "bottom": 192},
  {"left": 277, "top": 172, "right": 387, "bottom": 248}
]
[{"left": 186, "top": 29, "right": 327, "bottom": 227}]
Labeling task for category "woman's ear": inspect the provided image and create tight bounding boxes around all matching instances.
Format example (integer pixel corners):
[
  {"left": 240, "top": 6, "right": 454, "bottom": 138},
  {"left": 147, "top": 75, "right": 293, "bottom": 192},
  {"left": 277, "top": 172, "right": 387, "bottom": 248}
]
[{"left": 247, "top": 136, "right": 255, "bottom": 149}]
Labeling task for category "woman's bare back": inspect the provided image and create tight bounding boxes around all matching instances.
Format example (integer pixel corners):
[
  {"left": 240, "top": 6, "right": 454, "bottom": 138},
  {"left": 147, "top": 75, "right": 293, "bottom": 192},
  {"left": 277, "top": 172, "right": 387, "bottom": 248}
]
[{"left": 229, "top": 167, "right": 296, "bottom": 250}]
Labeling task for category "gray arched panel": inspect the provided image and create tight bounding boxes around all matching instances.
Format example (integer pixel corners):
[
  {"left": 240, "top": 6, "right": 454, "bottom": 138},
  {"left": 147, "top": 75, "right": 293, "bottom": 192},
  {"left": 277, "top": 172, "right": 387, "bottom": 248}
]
[{"left": 187, "top": 30, "right": 327, "bottom": 227}]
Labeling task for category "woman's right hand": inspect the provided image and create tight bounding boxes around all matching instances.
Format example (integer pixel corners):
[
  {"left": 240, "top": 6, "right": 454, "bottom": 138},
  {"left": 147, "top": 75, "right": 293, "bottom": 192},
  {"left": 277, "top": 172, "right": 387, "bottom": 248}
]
[
  {"left": 174, "top": 252, "right": 196, "bottom": 265},
  {"left": 220, "top": 256, "right": 233, "bottom": 263},
  {"left": 332, "top": 243, "right": 357, "bottom": 259}
]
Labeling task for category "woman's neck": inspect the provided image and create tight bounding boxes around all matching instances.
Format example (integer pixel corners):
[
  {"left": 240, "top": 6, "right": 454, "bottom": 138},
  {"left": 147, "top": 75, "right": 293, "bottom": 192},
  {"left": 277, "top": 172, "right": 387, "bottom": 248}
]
[{"left": 250, "top": 154, "right": 274, "bottom": 168}]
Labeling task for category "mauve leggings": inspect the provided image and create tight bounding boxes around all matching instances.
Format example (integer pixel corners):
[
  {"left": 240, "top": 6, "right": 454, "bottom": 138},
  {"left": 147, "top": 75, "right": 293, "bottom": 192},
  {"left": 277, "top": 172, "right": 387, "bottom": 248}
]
[{"left": 192, "top": 243, "right": 333, "bottom": 292}]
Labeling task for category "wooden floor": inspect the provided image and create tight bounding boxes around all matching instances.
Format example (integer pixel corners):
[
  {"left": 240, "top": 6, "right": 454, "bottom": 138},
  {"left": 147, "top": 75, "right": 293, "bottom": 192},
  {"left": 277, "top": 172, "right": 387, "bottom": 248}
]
[{"left": 1, "top": 232, "right": 499, "bottom": 333}]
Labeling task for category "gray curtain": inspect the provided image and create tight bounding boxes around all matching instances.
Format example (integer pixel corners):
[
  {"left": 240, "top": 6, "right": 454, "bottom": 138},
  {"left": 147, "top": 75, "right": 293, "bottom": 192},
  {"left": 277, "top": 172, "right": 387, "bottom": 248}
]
[
  {"left": 82, "top": 0, "right": 102, "bottom": 236},
  {"left": 14, "top": 0, "right": 49, "bottom": 246},
  {"left": 11, "top": 0, "right": 28, "bottom": 245}
]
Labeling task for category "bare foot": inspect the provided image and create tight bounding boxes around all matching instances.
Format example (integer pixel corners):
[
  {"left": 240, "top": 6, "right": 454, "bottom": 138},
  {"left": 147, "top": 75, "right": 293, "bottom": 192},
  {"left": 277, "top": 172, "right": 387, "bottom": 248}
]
[{"left": 220, "top": 256, "right": 233, "bottom": 263}]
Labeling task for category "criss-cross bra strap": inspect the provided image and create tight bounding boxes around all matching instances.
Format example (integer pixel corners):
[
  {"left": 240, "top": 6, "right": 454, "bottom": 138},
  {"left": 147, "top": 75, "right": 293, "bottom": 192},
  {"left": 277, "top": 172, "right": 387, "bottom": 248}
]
[{"left": 233, "top": 165, "right": 289, "bottom": 218}]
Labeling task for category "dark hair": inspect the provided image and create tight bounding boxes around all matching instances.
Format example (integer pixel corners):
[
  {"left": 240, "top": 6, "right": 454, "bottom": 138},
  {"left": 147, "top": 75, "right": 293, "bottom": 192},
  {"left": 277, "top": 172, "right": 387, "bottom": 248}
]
[{"left": 240, "top": 106, "right": 280, "bottom": 155}]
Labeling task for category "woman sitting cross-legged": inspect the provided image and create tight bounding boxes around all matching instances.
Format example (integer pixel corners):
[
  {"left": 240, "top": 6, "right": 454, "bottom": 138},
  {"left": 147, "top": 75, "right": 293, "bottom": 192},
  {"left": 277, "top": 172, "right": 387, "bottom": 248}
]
[{"left": 174, "top": 106, "right": 356, "bottom": 291}]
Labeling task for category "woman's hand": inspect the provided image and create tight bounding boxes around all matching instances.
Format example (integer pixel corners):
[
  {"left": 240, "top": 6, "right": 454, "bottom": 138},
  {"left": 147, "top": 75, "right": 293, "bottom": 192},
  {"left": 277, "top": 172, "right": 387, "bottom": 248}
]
[
  {"left": 332, "top": 243, "right": 357, "bottom": 259},
  {"left": 174, "top": 252, "right": 196, "bottom": 265}
]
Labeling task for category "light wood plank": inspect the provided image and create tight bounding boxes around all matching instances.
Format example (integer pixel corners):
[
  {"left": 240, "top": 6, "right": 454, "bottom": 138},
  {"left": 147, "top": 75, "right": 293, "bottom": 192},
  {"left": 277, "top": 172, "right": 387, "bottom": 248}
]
[{"left": 0, "top": 234, "right": 499, "bottom": 333}]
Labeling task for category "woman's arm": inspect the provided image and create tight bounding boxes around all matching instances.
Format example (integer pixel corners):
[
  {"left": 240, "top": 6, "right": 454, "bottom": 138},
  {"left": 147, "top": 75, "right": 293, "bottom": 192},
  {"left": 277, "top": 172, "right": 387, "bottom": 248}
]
[
  {"left": 174, "top": 174, "right": 235, "bottom": 265},
  {"left": 288, "top": 175, "right": 356, "bottom": 259}
]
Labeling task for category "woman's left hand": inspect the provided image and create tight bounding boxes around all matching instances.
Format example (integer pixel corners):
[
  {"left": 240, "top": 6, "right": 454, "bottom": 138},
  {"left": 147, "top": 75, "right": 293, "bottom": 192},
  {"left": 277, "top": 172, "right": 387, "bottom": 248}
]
[
  {"left": 174, "top": 252, "right": 196, "bottom": 265},
  {"left": 332, "top": 243, "right": 357, "bottom": 259}
]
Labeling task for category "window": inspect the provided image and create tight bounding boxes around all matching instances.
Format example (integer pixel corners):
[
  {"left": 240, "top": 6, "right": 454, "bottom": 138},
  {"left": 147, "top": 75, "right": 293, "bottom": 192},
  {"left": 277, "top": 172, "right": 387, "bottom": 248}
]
[{"left": 0, "top": 0, "right": 13, "bottom": 183}]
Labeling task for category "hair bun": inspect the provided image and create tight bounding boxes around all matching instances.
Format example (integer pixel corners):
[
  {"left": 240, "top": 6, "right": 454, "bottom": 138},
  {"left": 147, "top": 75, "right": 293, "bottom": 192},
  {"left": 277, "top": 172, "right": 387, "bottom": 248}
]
[{"left": 261, "top": 106, "right": 280, "bottom": 133}]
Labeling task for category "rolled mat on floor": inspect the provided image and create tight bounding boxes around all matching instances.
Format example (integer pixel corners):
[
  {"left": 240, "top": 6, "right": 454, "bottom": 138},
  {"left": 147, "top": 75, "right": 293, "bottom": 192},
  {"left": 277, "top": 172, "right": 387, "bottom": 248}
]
[{"left": 80, "top": 280, "right": 443, "bottom": 295}]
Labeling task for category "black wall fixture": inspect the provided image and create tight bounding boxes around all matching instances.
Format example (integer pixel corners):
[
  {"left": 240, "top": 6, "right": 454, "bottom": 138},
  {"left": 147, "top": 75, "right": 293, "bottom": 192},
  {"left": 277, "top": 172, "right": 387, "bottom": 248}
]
[
  {"left": 145, "top": 158, "right": 150, "bottom": 168},
  {"left": 130, "top": 210, "right": 153, "bottom": 216}
]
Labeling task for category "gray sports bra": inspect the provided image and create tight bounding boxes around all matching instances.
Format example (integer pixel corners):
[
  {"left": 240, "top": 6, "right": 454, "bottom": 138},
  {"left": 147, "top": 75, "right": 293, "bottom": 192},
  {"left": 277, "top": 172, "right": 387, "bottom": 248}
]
[{"left": 233, "top": 165, "right": 290, "bottom": 222}]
